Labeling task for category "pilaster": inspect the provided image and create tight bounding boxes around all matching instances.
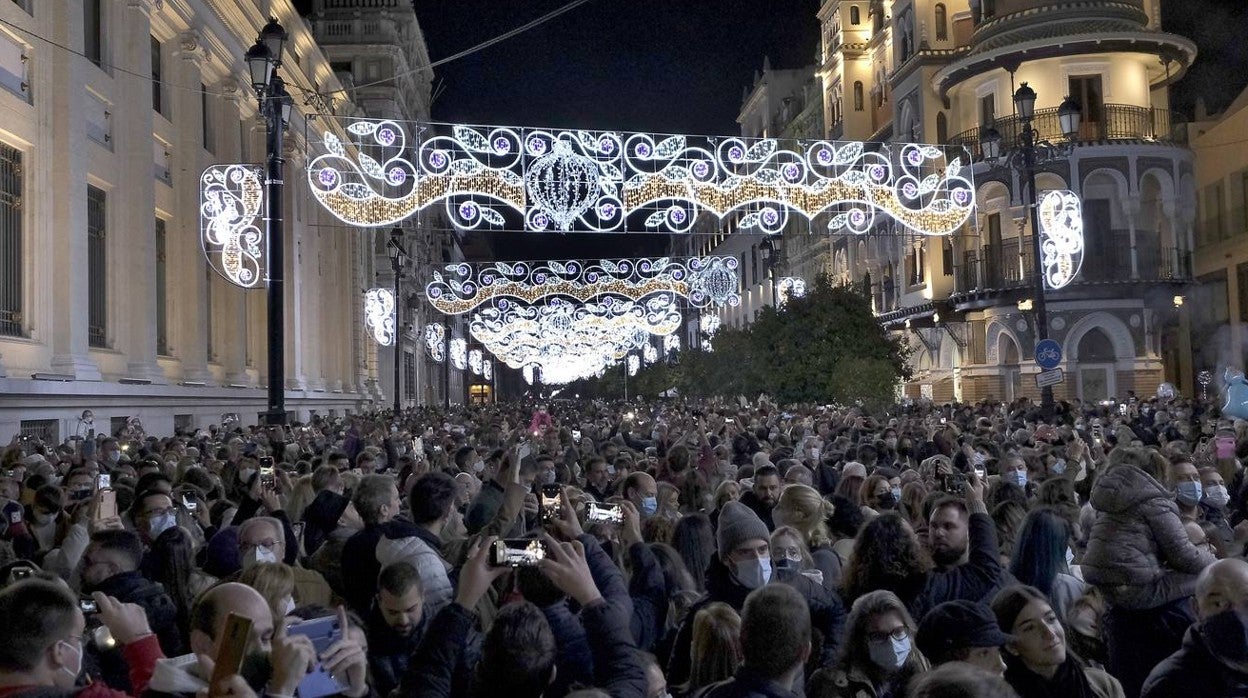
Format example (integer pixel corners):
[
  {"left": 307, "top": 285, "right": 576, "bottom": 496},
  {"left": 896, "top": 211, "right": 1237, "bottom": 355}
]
[{"left": 172, "top": 29, "right": 212, "bottom": 384}]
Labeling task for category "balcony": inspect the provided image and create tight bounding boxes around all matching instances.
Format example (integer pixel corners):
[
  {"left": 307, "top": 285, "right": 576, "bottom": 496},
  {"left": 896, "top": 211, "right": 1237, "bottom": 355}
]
[
  {"left": 946, "top": 104, "right": 1186, "bottom": 160},
  {"left": 954, "top": 237, "right": 1192, "bottom": 300}
]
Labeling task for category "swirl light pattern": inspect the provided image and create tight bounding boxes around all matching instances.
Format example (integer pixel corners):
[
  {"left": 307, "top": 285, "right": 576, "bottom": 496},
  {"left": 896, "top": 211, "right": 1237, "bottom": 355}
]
[
  {"left": 426, "top": 256, "right": 739, "bottom": 316},
  {"left": 468, "top": 349, "right": 483, "bottom": 375},
  {"left": 627, "top": 355, "right": 640, "bottom": 377},
  {"left": 523, "top": 365, "right": 536, "bottom": 385},
  {"left": 643, "top": 344, "right": 658, "bottom": 365},
  {"left": 201, "top": 164, "right": 264, "bottom": 289},
  {"left": 778, "top": 277, "right": 807, "bottom": 304},
  {"left": 308, "top": 120, "right": 975, "bottom": 236},
  {"left": 664, "top": 334, "right": 681, "bottom": 353},
  {"left": 424, "top": 324, "right": 446, "bottom": 362},
  {"left": 1037, "top": 190, "right": 1084, "bottom": 290},
  {"left": 483, "top": 360, "right": 493, "bottom": 382},
  {"left": 450, "top": 338, "right": 467, "bottom": 370},
  {"left": 364, "top": 288, "right": 396, "bottom": 346}
]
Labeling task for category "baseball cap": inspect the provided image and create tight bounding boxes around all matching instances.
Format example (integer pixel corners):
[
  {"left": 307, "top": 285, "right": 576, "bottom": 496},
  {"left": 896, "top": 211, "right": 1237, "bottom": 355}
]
[{"left": 916, "top": 600, "right": 1013, "bottom": 659}]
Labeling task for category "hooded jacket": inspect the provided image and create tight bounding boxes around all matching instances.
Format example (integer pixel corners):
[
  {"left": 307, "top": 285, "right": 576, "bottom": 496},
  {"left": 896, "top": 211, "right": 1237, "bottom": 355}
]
[
  {"left": 375, "top": 523, "right": 454, "bottom": 617},
  {"left": 85, "top": 572, "right": 182, "bottom": 692},
  {"left": 1082, "top": 464, "right": 1216, "bottom": 609},
  {"left": 1142, "top": 615, "right": 1248, "bottom": 697}
]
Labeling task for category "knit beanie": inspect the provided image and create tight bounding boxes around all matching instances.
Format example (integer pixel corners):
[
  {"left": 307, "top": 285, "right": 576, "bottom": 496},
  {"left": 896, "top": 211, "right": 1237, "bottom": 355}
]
[{"left": 717, "top": 501, "right": 770, "bottom": 559}]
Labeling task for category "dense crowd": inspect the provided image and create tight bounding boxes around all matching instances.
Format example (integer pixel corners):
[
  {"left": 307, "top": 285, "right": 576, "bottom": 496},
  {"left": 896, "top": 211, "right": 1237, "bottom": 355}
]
[{"left": 0, "top": 395, "right": 1245, "bottom": 698}]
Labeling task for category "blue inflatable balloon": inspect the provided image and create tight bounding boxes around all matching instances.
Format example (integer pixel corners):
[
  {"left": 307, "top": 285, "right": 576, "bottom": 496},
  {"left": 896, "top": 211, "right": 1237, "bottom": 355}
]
[{"left": 1222, "top": 368, "right": 1248, "bottom": 420}]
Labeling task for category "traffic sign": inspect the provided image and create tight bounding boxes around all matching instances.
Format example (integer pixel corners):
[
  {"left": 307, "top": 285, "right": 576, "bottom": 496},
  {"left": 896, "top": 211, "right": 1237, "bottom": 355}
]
[
  {"left": 1035, "top": 339, "right": 1063, "bottom": 370},
  {"left": 1036, "top": 368, "right": 1065, "bottom": 388}
]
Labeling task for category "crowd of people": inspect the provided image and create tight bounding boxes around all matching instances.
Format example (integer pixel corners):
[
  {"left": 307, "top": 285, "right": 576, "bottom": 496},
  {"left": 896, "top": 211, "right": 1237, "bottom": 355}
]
[{"left": 0, "top": 394, "right": 1245, "bottom": 698}]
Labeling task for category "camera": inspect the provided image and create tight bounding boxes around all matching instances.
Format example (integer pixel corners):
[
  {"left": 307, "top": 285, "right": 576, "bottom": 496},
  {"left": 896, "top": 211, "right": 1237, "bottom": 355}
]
[{"left": 488, "top": 538, "right": 547, "bottom": 567}]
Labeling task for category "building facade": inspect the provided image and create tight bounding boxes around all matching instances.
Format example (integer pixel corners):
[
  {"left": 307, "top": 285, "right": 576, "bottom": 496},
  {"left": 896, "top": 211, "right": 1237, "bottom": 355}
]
[
  {"left": 820, "top": 0, "right": 1197, "bottom": 403},
  {"left": 0, "top": 0, "right": 438, "bottom": 441}
]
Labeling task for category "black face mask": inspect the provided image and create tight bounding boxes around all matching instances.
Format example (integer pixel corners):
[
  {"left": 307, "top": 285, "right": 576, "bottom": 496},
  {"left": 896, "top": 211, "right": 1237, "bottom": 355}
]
[{"left": 876, "top": 492, "right": 898, "bottom": 510}]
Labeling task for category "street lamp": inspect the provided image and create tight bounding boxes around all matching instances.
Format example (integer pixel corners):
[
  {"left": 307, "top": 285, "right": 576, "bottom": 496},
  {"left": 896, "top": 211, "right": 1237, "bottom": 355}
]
[
  {"left": 759, "top": 236, "right": 779, "bottom": 306},
  {"left": 245, "top": 18, "right": 293, "bottom": 426},
  {"left": 387, "top": 228, "right": 408, "bottom": 416},
  {"left": 980, "top": 82, "right": 1081, "bottom": 414}
]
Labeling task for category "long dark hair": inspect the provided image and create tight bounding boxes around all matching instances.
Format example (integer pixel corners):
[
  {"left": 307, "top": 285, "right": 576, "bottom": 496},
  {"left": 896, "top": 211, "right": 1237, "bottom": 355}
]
[
  {"left": 147, "top": 525, "right": 197, "bottom": 638},
  {"left": 671, "top": 513, "right": 715, "bottom": 592},
  {"left": 841, "top": 512, "right": 931, "bottom": 606},
  {"left": 1009, "top": 508, "right": 1071, "bottom": 599}
]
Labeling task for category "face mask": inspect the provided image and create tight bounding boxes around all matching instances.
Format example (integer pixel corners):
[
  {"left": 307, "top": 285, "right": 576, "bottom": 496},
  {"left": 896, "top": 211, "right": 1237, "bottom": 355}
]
[
  {"left": 1011, "top": 471, "right": 1028, "bottom": 488},
  {"left": 774, "top": 557, "right": 798, "bottom": 573},
  {"left": 538, "top": 470, "right": 556, "bottom": 486},
  {"left": 651, "top": 431, "right": 662, "bottom": 441},
  {"left": 242, "top": 545, "right": 278, "bottom": 570},
  {"left": 148, "top": 512, "right": 176, "bottom": 539},
  {"left": 239, "top": 468, "right": 256, "bottom": 484},
  {"left": 108, "top": 452, "right": 120, "bottom": 464},
  {"left": 876, "top": 492, "right": 897, "bottom": 510},
  {"left": 1066, "top": 546, "right": 1075, "bottom": 567},
  {"left": 33, "top": 512, "right": 56, "bottom": 526},
  {"left": 891, "top": 486, "right": 902, "bottom": 503},
  {"left": 733, "top": 556, "right": 772, "bottom": 589},
  {"left": 473, "top": 460, "right": 485, "bottom": 474},
  {"left": 641, "top": 496, "right": 658, "bottom": 517},
  {"left": 868, "top": 633, "right": 912, "bottom": 671},
  {"left": 1176, "top": 481, "right": 1203, "bottom": 507},
  {"left": 1052, "top": 458, "right": 1067, "bottom": 475},
  {"left": 1205, "top": 484, "right": 1230, "bottom": 509},
  {"left": 56, "top": 639, "right": 83, "bottom": 681}
]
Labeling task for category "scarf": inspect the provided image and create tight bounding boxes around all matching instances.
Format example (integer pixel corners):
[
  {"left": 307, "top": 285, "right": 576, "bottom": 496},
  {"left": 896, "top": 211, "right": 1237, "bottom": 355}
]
[{"left": 1004, "top": 656, "right": 1095, "bottom": 698}]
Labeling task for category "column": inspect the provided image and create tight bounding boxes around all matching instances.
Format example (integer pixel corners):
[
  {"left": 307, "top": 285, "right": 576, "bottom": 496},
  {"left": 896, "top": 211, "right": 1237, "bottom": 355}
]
[
  {"left": 217, "top": 78, "right": 251, "bottom": 386},
  {"left": 283, "top": 135, "right": 308, "bottom": 391},
  {"left": 1123, "top": 196, "right": 1140, "bottom": 280},
  {"left": 46, "top": 6, "right": 100, "bottom": 380},
  {"left": 172, "top": 30, "right": 211, "bottom": 383},
  {"left": 117, "top": 0, "right": 163, "bottom": 382}
]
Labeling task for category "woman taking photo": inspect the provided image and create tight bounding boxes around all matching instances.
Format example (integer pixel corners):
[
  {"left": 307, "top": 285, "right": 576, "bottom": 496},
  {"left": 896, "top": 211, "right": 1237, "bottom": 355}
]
[
  {"left": 991, "top": 585, "right": 1124, "bottom": 698},
  {"left": 808, "top": 590, "right": 929, "bottom": 698}
]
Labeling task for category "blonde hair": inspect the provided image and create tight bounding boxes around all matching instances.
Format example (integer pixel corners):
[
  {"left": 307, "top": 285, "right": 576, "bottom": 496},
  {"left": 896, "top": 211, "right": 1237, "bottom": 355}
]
[
  {"left": 238, "top": 562, "right": 295, "bottom": 622},
  {"left": 775, "top": 484, "right": 834, "bottom": 548},
  {"left": 285, "top": 476, "right": 316, "bottom": 523},
  {"left": 687, "top": 602, "right": 742, "bottom": 691}
]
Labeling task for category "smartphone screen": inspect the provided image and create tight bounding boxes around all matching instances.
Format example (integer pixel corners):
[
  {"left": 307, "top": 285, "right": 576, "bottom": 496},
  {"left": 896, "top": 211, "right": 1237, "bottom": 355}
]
[
  {"left": 259, "top": 458, "right": 276, "bottom": 488},
  {"left": 539, "top": 484, "right": 562, "bottom": 522},
  {"left": 572, "top": 429, "right": 582, "bottom": 441},
  {"left": 586, "top": 501, "right": 624, "bottom": 525},
  {"left": 488, "top": 538, "right": 546, "bottom": 567},
  {"left": 96, "top": 473, "right": 110, "bottom": 490}
]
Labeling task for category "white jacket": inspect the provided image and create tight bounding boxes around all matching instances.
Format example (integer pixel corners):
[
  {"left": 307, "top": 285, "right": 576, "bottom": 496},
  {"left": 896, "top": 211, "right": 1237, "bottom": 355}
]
[{"left": 375, "top": 532, "right": 453, "bottom": 616}]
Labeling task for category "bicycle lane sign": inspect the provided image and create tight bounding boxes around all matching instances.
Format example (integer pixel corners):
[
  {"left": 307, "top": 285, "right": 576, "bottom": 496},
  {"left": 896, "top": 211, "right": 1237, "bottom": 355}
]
[{"left": 1035, "top": 339, "right": 1062, "bottom": 370}]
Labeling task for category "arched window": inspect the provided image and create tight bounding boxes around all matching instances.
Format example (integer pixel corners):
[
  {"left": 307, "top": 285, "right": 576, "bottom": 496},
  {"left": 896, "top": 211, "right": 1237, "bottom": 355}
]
[
  {"left": 936, "top": 111, "right": 948, "bottom": 144},
  {"left": 853, "top": 81, "right": 864, "bottom": 111},
  {"left": 850, "top": 5, "right": 861, "bottom": 24},
  {"left": 1079, "top": 328, "right": 1116, "bottom": 361},
  {"left": 935, "top": 4, "right": 948, "bottom": 40}
]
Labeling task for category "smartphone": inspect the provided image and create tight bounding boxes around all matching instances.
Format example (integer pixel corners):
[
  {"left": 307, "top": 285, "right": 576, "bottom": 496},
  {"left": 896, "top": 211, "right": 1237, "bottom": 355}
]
[
  {"left": 286, "top": 616, "right": 348, "bottom": 698},
  {"left": 291, "top": 521, "right": 305, "bottom": 542},
  {"left": 572, "top": 429, "right": 582, "bottom": 441},
  {"left": 97, "top": 489, "right": 118, "bottom": 521},
  {"left": 1118, "top": 404, "right": 1127, "bottom": 415},
  {"left": 182, "top": 494, "right": 197, "bottom": 512},
  {"left": 259, "top": 457, "right": 276, "bottom": 488},
  {"left": 210, "top": 613, "right": 253, "bottom": 692},
  {"left": 10, "top": 567, "right": 32, "bottom": 581},
  {"left": 79, "top": 598, "right": 98, "bottom": 614},
  {"left": 488, "top": 538, "right": 547, "bottom": 567},
  {"left": 539, "top": 484, "right": 562, "bottom": 522},
  {"left": 516, "top": 443, "right": 532, "bottom": 464},
  {"left": 585, "top": 501, "right": 624, "bottom": 525},
  {"left": 96, "top": 473, "right": 110, "bottom": 490},
  {"left": 940, "top": 417, "right": 948, "bottom": 424}
]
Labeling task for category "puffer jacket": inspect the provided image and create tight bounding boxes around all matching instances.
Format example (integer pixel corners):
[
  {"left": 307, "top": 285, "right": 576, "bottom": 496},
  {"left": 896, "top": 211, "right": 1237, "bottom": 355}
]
[
  {"left": 1082, "top": 464, "right": 1216, "bottom": 609},
  {"left": 375, "top": 525, "right": 454, "bottom": 617}
]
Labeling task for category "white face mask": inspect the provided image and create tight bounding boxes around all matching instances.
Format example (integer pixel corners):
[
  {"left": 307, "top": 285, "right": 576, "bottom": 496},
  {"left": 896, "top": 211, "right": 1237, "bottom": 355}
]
[
  {"left": 238, "top": 468, "right": 256, "bottom": 484},
  {"left": 148, "top": 512, "right": 176, "bottom": 539},
  {"left": 1066, "top": 546, "right": 1076, "bottom": 567},
  {"left": 242, "top": 545, "right": 278, "bottom": 570},
  {"left": 56, "top": 638, "right": 83, "bottom": 681},
  {"left": 733, "top": 556, "right": 772, "bottom": 589},
  {"left": 868, "top": 633, "right": 912, "bottom": 671},
  {"left": 473, "top": 460, "right": 485, "bottom": 474}
]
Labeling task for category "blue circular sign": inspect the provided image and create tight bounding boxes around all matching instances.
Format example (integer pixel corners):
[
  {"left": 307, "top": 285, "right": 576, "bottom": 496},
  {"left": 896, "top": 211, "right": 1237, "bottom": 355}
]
[{"left": 1035, "top": 339, "right": 1063, "bottom": 370}]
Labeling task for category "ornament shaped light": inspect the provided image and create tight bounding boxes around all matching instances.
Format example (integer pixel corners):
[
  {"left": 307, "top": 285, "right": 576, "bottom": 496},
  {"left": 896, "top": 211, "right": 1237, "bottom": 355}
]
[
  {"left": 627, "top": 355, "right": 640, "bottom": 377},
  {"left": 664, "top": 334, "right": 680, "bottom": 353},
  {"left": 364, "top": 288, "right": 396, "bottom": 346},
  {"left": 201, "top": 164, "right": 265, "bottom": 289},
  {"left": 450, "top": 338, "right": 467, "bottom": 370},
  {"left": 424, "top": 324, "right": 446, "bottom": 362},
  {"left": 468, "top": 349, "right": 483, "bottom": 375},
  {"left": 1037, "top": 190, "right": 1084, "bottom": 290},
  {"left": 644, "top": 344, "right": 658, "bottom": 365},
  {"left": 308, "top": 120, "right": 975, "bottom": 236},
  {"left": 777, "top": 277, "right": 807, "bottom": 304},
  {"left": 426, "top": 256, "right": 740, "bottom": 316},
  {"left": 483, "top": 359, "right": 493, "bottom": 381}
]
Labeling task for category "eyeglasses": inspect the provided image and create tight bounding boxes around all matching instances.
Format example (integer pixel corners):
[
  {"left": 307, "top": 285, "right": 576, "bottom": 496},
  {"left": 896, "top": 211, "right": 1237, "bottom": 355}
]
[
  {"left": 240, "top": 539, "right": 280, "bottom": 553},
  {"left": 866, "top": 627, "right": 909, "bottom": 644},
  {"left": 143, "top": 506, "right": 176, "bottom": 519}
]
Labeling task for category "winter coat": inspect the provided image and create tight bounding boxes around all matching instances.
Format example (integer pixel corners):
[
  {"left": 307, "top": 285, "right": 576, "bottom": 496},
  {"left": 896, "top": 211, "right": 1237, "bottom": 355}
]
[
  {"left": 910, "top": 512, "right": 1010, "bottom": 621},
  {"left": 694, "top": 667, "right": 802, "bottom": 698},
  {"left": 0, "top": 635, "right": 162, "bottom": 698},
  {"left": 627, "top": 540, "right": 668, "bottom": 652},
  {"left": 364, "top": 602, "right": 429, "bottom": 697},
  {"left": 1082, "top": 464, "right": 1215, "bottom": 609},
  {"left": 806, "top": 659, "right": 928, "bottom": 698},
  {"left": 738, "top": 491, "right": 775, "bottom": 530},
  {"left": 86, "top": 572, "right": 182, "bottom": 693},
  {"left": 375, "top": 524, "right": 454, "bottom": 617},
  {"left": 666, "top": 554, "right": 846, "bottom": 687},
  {"left": 1142, "top": 623, "right": 1248, "bottom": 697}
]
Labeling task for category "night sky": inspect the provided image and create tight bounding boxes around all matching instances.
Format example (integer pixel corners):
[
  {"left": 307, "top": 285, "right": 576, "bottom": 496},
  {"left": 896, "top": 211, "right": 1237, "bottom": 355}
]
[{"left": 297, "top": 0, "right": 1248, "bottom": 260}]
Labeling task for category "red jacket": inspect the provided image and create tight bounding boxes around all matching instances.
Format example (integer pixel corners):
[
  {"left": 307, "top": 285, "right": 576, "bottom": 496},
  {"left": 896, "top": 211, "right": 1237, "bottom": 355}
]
[{"left": 0, "top": 634, "right": 163, "bottom": 698}]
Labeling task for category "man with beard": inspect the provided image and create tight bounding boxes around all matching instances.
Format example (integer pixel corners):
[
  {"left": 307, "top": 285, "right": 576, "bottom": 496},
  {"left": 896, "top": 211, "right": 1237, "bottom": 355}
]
[
  {"left": 912, "top": 473, "right": 1011, "bottom": 620},
  {"left": 738, "top": 464, "right": 781, "bottom": 530},
  {"left": 366, "top": 562, "right": 429, "bottom": 696}
]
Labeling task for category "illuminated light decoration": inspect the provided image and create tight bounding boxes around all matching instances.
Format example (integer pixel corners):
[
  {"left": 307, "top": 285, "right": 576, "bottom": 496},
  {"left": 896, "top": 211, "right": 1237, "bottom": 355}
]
[
  {"left": 468, "top": 349, "right": 483, "bottom": 375},
  {"left": 643, "top": 344, "right": 658, "bottom": 365},
  {"left": 664, "top": 334, "right": 680, "bottom": 353},
  {"left": 424, "top": 324, "right": 446, "bottom": 362},
  {"left": 523, "top": 365, "right": 536, "bottom": 385},
  {"left": 1037, "top": 190, "right": 1084, "bottom": 290},
  {"left": 700, "top": 314, "right": 722, "bottom": 335},
  {"left": 777, "top": 277, "right": 807, "bottom": 304},
  {"left": 627, "top": 355, "right": 640, "bottom": 376},
  {"left": 363, "top": 288, "right": 396, "bottom": 346},
  {"left": 200, "top": 164, "right": 265, "bottom": 289},
  {"left": 308, "top": 120, "right": 975, "bottom": 237},
  {"left": 483, "top": 359, "right": 493, "bottom": 381},
  {"left": 450, "top": 338, "right": 467, "bottom": 370},
  {"left": 426, "top": 256, "right": 740, "bottom": 316}
]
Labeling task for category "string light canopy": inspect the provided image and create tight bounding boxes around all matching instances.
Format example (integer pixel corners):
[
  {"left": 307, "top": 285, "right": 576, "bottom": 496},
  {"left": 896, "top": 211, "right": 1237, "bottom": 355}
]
[
  {"left": 778, "top": 277, "right": 807, "bottom": 304},
  {"left": 523, "top": 365, "right": 537, "bottom": 385},
  {"left": 627, "top": 355, "right": 640, "bottom": 376},
  {"left": 424, "top": 324, "right": 446, "bottom": 362},
  {"left": 450, "top": 338, "right": 468, "bottom": 370},
  {"left": 201, "top": 164, "right": 265, "bottom": 289},
  {"left": 364, "top": 288, "right": 396, "bottom": 346},
  {"left": 307, "top": 119, "right": 975, "bottom": 236},
  {"left": 1037, "top": 190, "right": 1084, "bottom": 290},
  {"left": 643, "top": 344, "right": 658, "bottom": 365},
  {"left": 426, "top": 256, "right": 740, "bottom": 316}
]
